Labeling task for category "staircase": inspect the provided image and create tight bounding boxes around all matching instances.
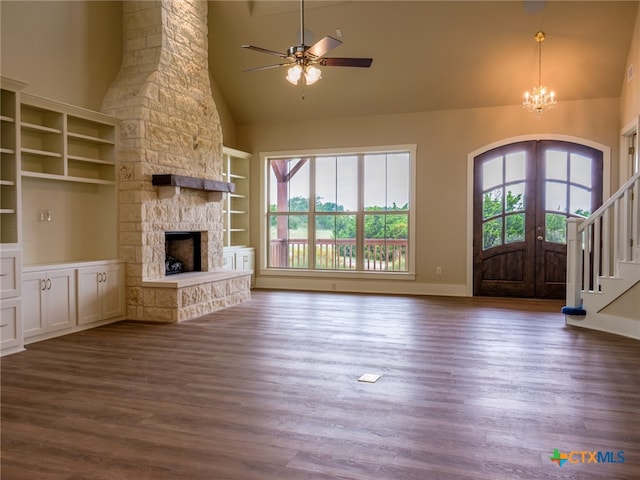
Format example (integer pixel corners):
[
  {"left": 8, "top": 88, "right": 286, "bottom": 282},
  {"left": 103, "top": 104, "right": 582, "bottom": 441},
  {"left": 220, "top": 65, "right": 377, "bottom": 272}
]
[{"left": 564, "top": 171, "right": 640, "bottom": 340}]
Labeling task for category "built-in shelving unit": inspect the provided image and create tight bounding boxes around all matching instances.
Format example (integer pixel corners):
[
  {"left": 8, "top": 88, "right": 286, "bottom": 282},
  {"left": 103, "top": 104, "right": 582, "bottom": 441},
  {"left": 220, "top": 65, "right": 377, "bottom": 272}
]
[
  {"left": 1, "top": 77, "right": 124, "bottom": 356},
  {"left": 19, "top": 94, "right": 116, "bottom": 186},
  {"left": 1, "top": 77, "right": 26, "bottom": 356},
  {"left": 1, "top": 79, "right": 26, "bottom": 245},
  {"left": 221, "top": 147, "right": 254, "bottom": 284},
  {"left": 222, "top": 147, "right": 250, "bottom": 248},
  {"left": 18, "top": 93, "right": 118, "bottom": 265}
]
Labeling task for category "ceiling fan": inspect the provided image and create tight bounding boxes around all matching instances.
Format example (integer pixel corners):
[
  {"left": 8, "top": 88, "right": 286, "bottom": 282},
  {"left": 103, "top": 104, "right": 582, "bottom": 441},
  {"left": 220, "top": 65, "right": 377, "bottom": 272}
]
[{"left": 241, "top": 0, "right": 373, "bottom": 86}]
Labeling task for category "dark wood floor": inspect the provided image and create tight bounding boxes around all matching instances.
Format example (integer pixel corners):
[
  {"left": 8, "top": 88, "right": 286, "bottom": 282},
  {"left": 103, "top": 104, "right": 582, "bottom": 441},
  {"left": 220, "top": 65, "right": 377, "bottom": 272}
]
[{"left": 2, "top": 290, "right": 639, "bottom": 480}]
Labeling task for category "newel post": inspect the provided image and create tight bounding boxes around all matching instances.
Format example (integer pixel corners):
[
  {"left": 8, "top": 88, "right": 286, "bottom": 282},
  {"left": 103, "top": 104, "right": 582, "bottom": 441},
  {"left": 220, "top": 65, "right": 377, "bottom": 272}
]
[{"left": 565, "top": 218, "right": 583, "bottom": 309}]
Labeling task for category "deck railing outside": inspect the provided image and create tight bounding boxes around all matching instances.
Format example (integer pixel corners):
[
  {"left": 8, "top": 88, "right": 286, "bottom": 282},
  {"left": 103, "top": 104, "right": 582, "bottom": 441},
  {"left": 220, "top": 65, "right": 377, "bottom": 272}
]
[
  {"left": 270, "top": 238, "right": 407, "bottom": 271},
  {"left": 566, "top": 170, "right": 640, "bottom": 309}
]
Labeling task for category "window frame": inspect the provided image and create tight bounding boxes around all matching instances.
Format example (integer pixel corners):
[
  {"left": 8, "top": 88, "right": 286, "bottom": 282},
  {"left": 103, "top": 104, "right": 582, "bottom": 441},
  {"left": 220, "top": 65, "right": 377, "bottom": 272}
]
[{"left": 260, "top": 145, "right": 417, "bottom": 280}]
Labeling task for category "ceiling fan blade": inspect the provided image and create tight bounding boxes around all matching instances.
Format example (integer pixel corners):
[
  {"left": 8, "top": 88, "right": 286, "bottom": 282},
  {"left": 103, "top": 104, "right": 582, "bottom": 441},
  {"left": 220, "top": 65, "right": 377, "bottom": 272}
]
[
  {"left": 321, "top": 57, "right": 373, "bottom": 68},
  {"left": 241, "top": 45, "right": 289, "bottom": 59},
  {"left": 306, "top": 35, "right": 342, "bottom": 58},
  {"left": 243, "top": 62, "right": 293, "bottom": 73}
]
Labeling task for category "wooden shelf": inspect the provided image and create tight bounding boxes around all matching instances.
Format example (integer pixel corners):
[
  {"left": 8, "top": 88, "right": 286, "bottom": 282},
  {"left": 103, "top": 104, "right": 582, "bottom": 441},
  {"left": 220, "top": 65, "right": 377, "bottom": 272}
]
[
  {"left": 21, "top": 122, "right": 62, "bottom": 134},
  {"left": 67, "top": 132, "right": 114, "bottom": 145},
  {"left": 151, "top": 174, "right": 235, "bottom": 193}
]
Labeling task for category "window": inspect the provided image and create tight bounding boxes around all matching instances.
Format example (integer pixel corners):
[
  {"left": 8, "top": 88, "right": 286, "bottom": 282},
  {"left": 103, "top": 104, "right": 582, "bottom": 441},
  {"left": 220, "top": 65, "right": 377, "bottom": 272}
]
[{"left": 265, "top": 146, "right": 415, "bottom": 275}]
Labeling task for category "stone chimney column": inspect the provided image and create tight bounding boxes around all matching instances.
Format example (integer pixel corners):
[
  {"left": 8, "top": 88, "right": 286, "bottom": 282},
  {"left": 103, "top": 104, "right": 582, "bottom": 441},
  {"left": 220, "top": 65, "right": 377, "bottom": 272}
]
[{"left": 102, "top": 0, "right": 227, "bottom": 321}]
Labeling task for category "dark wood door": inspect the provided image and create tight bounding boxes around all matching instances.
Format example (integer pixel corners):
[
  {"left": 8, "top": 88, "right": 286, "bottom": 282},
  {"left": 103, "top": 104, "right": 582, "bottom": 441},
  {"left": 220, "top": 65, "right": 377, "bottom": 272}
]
[{"left": 473, "top": 140, "right": 602, "bottom": 298}]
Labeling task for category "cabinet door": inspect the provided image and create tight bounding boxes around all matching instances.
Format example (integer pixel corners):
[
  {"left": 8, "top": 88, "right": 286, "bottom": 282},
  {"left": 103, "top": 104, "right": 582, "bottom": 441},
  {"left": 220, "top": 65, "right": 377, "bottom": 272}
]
[
  {"left": 47, "top": 269, "right": 76, "bottom": 332},
  {"left": 235, "top": 249, "right": 255, "bottom": 271},
  {"left": 22, "top": 272, "right": 46, "bottom": 337},
  {"left": 101, "top": 263, "right": 125, "bottom": 320},
  {"left": 0, "top": 250, "right": 21, "bottom": 299},
  {"left": 0, "top": 298, "right": 22, "bottom": 350},
  {"left": 77, "top": 266, "right": 102, "bottom": 325},
  {"left": 222, "top": 251, "right": 235, "bottom": 271}
]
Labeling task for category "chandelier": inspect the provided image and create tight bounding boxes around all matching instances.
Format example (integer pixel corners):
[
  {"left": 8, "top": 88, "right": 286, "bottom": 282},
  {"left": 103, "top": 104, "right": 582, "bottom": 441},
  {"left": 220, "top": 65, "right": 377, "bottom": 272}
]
[{"left": 523, "top": 31, "right": 557, "bottom": 117}]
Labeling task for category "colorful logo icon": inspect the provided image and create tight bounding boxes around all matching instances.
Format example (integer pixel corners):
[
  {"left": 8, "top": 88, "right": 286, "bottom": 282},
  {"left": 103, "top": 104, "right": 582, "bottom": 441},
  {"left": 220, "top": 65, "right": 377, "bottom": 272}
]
[{"left": 550, "top": 449, "right": 569, "bottom": 467}]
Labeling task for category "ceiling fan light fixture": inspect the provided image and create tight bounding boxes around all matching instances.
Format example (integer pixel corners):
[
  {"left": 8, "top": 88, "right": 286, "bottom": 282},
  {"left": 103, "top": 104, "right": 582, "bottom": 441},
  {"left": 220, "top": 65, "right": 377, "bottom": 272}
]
[
  {"left": 286, "top": 64, "right": 303, "bottom": 85},
  {"left": 304, "top": 65, "right": 322, "bottom": 85}
]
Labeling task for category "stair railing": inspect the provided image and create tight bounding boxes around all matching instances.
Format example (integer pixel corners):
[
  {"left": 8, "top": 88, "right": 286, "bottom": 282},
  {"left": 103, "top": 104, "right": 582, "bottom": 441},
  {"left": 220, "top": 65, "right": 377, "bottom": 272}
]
[{"left": 566, "top": 170, "right": 640, "bottom": 310}]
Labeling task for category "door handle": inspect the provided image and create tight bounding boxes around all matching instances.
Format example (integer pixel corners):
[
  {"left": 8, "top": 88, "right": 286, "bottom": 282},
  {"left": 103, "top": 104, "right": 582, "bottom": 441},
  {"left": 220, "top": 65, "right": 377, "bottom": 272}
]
[{"left": 537, "top": 235, "right": 544, "bottom": 241}]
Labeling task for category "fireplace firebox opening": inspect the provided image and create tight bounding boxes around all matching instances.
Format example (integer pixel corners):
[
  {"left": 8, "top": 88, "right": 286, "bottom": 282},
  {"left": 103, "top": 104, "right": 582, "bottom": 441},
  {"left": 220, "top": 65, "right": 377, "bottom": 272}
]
[{"left": 165, "top": 231, "right": 202, "bottom": 275}]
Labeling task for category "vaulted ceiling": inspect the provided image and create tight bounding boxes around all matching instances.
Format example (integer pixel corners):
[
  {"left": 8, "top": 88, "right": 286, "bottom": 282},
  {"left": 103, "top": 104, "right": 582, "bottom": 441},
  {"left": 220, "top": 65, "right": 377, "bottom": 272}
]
[{"left": 208, "top": 1, "right": 638, "bottom": 125}]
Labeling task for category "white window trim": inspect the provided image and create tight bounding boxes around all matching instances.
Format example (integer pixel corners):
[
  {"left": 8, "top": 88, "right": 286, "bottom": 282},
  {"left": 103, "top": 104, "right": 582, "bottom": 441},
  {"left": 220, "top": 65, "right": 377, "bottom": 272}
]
[{"left": 259, "top": 144, "right": 417, "bottom": 280}]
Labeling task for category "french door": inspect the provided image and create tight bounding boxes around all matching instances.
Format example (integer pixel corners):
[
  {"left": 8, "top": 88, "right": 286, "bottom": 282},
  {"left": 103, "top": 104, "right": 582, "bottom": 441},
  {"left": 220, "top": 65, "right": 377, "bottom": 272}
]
[{"left": 473, "top": 140, "right": 603, "bottom": 298}]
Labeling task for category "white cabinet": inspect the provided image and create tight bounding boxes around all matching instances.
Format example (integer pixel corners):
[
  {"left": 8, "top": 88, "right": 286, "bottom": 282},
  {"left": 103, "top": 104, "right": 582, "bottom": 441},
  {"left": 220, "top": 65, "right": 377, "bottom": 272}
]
[
  {"left": 77, "top": 262, "right": 125, "bottom": 325},
  {"left": 235, "top": 248, "right": 254, "bottom": 272},
  {"left": 222, "top": 250, "right": 235, "bottom": 271},
  {"left": 222, "top": 246, "right": 255, "bottom": 285},
  {"left": 1, "top": 248, "right": 23, "bottom": 355},
  {"left": 1, "top": 298, "right": 22, "bottom": 353},
  {"left": 23, "top": 267, "right": 76, "bottom": 340},
  {"left": 0, "top": 248, "right": 21, "bottom": 299}
]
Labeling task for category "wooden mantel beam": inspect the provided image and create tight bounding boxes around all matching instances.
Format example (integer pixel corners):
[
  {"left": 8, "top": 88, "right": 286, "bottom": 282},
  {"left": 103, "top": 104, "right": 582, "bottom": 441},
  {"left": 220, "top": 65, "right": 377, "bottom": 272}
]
[{"left": 151, "top": 174, "right": 235, "bottom": 202}]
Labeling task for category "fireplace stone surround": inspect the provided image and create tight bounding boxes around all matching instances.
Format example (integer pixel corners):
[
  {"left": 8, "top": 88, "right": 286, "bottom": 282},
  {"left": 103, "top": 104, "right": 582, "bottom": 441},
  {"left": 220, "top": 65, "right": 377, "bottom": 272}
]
[{"left": 101, "top": 0, "right": 251, "bottom": 322}]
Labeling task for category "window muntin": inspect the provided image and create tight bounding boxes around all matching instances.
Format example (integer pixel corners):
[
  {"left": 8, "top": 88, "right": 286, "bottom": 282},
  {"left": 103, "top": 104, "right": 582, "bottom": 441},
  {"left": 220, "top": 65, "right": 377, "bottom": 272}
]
[
  {"left": 481, "top": 153, "right": 527, "bottom": 250},
  {"left": 266, "top": 149, "right": 412, "bottom": 274},
  {"left": 544, "top": 150, "right": 594, "bottom": 243}
]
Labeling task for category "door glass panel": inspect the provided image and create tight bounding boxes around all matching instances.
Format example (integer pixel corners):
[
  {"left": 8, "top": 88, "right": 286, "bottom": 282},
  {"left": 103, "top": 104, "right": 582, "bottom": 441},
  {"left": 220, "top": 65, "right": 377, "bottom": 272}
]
[
  {"left": 546, "top": 151, "right": 567, "bottom": 180},
  {"left": 505, "top": 182, "right": 525, "bottom": 212},
  {"left": 505, "top": 213, "right": 525, "bottom": 243},
  {"left": 546, "top": 182, "right": 567, "bottom": 213},
  {"left": 570, "top": 153, "right": 592, "bottom": 187},
  {"left": 546, "top": 213, "right": 567, "bottom": 244},
  {"left": 570, "top": 186, "right": 591, "bottom": 217},
  {"left": 505, "top": 152, "right": 526, "bottom": 182},
  {"left": 483, "top": 218, "right": 502, "bottom": 250},
  {"left": 483, "top": 188, "right": 503, "bottom": 219},
  {"left": 482, "top": 156, "right": 502, "bottom": 190}
]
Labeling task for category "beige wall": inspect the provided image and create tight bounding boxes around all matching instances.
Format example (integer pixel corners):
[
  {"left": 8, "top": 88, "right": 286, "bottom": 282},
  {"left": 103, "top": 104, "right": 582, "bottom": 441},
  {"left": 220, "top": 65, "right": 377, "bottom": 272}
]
[
  {"left": 239, "top": 98, "right": 621, "bottom": 293},
  {"left": 0, "top": 1, "right": 121, "bottom": 111},
  {"left": 621, "top": 5, "right": 640, "bottom": 126}
]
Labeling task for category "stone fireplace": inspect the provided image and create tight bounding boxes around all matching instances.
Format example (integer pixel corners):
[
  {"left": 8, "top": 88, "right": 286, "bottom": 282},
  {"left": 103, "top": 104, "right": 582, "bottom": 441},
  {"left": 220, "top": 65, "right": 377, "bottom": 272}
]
[{"left": 100, "top": 0, "right": 251, "bottom": 322}]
